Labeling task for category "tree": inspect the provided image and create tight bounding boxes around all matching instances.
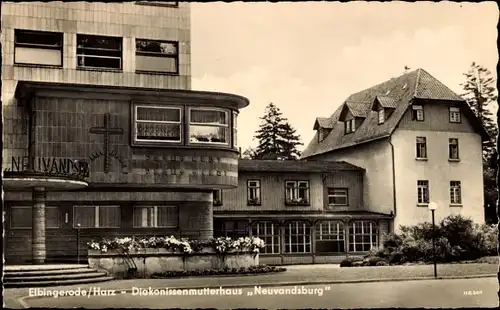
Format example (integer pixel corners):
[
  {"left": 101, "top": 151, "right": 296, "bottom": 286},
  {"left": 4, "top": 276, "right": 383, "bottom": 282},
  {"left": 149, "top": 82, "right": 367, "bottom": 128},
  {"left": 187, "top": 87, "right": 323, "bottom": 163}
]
[
  {"left": 460, "top": 62, "right": 498, "bottom": 161},
  {"left": 460, "top": 62, "right": 498, "bottom": 224},
  {"left": 252, "top": 103, "right": 303, "bottom": 160}
]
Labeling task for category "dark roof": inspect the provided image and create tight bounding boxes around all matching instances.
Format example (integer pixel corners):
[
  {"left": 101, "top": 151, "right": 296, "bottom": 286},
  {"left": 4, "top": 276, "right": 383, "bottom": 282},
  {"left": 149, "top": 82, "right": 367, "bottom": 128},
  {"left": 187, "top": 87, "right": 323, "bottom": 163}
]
[
  {"left": 345, "top": 101, "right": 371, "bottom": 118},
  {"left": 238, "top": 159, "right": 364, "bottom": 172},
  {"left": 14, "top": 81, "right": 250, "bottom": 109},
  {"left": 313, "top": 117, "right": 335, "bottom": 130},
  {"left": 375, "top": 95, "right": 398, "bottom": 109},
  {"left": 302, "top": 68, "right": 490, "bottom": 158}
]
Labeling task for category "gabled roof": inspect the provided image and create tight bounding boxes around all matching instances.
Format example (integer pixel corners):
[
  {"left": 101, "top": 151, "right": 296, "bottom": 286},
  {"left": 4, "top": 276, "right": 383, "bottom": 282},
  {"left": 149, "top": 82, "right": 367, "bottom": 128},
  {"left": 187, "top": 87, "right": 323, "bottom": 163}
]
[
  {"left": 373, "top": 95, "right": 398, "bottom": 109},
  {"left": 339, "top": 101, "right": 371, "bottom": 121},
  {"left": 302, "top": 68, "right": 489, "bottom": 159},
  {"left": 238, "top": 159, "right": 364, "bottom": 172},
  {"left": 313, "top": 117, "right": 335, "bottom": 130}
]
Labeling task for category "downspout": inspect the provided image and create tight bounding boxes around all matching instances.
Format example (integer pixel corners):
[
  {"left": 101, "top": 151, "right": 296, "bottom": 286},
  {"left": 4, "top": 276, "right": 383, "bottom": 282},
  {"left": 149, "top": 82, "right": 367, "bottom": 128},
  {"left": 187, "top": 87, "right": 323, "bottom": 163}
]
[{"left": 388, "top": 137, "right": 397, "bottom": 223}]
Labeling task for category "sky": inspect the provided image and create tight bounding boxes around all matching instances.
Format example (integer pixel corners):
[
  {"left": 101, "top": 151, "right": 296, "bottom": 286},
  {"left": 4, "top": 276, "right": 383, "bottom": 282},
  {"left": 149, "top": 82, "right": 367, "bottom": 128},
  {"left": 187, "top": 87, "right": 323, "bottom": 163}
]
[{"left": 190, "top": 1, "right": 499, "bottom": 152}]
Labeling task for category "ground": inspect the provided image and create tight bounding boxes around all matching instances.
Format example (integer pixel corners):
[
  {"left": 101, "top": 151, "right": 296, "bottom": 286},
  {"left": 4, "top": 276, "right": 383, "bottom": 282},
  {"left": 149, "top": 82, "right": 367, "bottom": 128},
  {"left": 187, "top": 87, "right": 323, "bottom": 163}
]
[{"left": 4, "top": 263, "right": 498, "bottom": 309}]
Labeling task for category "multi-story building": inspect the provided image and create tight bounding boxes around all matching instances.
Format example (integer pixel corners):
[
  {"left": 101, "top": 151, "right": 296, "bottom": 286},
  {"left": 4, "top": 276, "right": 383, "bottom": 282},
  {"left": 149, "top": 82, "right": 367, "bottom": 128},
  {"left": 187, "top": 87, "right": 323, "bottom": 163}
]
[
  {"left": 301, "top": 69, "right": 489, "bottom": 231},
  {"left": 2, "top": 2, "right": 250, "bottom": 265},
  {"left": 213, "top": 160, "right": 392, "bottom": 265}
]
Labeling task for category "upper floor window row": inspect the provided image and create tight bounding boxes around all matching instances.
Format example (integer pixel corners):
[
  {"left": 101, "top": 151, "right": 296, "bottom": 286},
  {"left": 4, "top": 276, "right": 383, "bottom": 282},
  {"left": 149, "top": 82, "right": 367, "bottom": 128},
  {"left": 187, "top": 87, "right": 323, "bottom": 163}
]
[
  {"left": 411, "top": 105, "right": 462, "bottom": 124},
  {"left": 415, "top": 136, "right": 460, "bottom": 161},
  {"left": 13, "top": 30, "right": 180, "bottom": 75},
  {"left": 133, "top": 105, "right": 238, "bottom": 148}
]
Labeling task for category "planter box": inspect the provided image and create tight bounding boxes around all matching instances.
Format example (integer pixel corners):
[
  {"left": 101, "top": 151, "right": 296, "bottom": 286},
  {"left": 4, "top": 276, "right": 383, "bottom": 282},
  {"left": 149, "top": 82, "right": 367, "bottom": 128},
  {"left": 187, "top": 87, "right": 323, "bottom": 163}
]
[{"left": 88, "top": 248, "right": 259, "bottom": 279}]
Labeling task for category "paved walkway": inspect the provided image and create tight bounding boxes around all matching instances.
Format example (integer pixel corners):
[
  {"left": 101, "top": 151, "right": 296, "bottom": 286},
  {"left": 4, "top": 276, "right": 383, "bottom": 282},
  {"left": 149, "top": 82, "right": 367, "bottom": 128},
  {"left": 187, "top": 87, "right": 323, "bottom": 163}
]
[{"left": 4, "top": 263, "right": 497, "bottom": 308}]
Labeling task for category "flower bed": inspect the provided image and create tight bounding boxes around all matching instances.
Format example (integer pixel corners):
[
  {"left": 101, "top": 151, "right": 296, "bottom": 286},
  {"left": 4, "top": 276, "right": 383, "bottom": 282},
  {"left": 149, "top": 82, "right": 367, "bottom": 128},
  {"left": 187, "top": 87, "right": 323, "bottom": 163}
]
[
  {"left": 87, "top": 236, "right": 265, "bottom": 279},
  {"left": 151, "top": 265, "right": 287, "bottom": 278}
]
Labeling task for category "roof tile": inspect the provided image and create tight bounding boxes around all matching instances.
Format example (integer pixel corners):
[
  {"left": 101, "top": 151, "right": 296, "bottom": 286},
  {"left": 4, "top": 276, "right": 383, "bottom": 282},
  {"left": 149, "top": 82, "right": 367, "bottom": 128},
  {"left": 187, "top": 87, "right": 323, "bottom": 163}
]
[{"left": 238, "top": 159, "right": 364, "bottom": 172}]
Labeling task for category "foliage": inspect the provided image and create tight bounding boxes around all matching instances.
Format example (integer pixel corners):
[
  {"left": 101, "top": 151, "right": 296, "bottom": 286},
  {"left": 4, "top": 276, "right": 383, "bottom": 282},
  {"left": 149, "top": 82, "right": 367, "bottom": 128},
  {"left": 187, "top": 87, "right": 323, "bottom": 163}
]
[
  {"left": 252, "top": 102, "right": 303, "bottom": 160},
  {"left": 151, "top": 265, "right": 286, "bottom": 278},
  {"left": 339, "top": 256, "right": 364, "bottom": 267},
  {"left": 460, "top": 62, "right": 499, "bottom": 224},
  {"left": 88, "top": 236, "right": 266, "bottom": 254},
  {"left": 366, "top": 215, "right": 498, "bottom": 265}
]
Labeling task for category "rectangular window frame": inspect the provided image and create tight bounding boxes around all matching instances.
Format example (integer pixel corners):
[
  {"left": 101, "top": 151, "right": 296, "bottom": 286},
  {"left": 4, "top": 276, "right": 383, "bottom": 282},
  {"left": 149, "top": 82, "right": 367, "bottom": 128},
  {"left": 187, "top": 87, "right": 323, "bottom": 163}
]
[
  {"left": 135, "top": 38, "right": 179, "bottom": 75},
  {"left": 416, "top": 136, "right": 427, "bottom": 159},
  {"left": 188, "top": 107, "right": 230, "bottom": 146},
  {"left": 344, "top": 119, "right": 355, "bottom": 134},
  {"left": 284, "top": 221, "right": 312, "bottom": 254},
  {"left": 417, "top": 180, "right": 430, "bottom": 205},
  {"left": 378, "top": 109, "right": 385, "bottom": 124},
  {"left": 132, "top": 205, "right": 178, "bottom": 228},
  {"left": 285, "top": 180, "right": 310, "bottom": 206},
  {"left": 252, "top": 222, "right": 280, "bottom": 254},
  {"left": 315, "top": 221, "right": 345, "bottom": 254},
  {"left": 348, "top": 221, "right": 378, "bottom": 252},
  {"left": 76, "top": 34, "right": 123, "bottom": 71},
  {"left": 449, "top": 107, "right": 461, "bottom": 123},
  {"left": 14, "top": 29, "right": 64, "bottom": 67},
  {"left": 247, "top": 180, "right": 261, "bottom": 205},
  {"left": 232, "top": 111, "right": 238, "bottom": 148},
  {"left": 73, "top": 205, "right": 121, "bottom": 228},
  {"left": 411, "top": 105, "right": 425, "bottom": 121},
  {"left": 213, "top": 189, "right": 223, "bottom": 206},
  {"left": 10, "top": 206, "right": 60, "bottom": 229},
  {"left": 327, "top": 188, "right": 349, "bottom": 206},
  {"left": 450, "top": 181, "right": 462, "bottom": 205},
  {"left": 449, "top": 138, "right": 460, "bottom": 160},
  {"left": 133, "top": 104, "right": 183, "bottom": 145}
]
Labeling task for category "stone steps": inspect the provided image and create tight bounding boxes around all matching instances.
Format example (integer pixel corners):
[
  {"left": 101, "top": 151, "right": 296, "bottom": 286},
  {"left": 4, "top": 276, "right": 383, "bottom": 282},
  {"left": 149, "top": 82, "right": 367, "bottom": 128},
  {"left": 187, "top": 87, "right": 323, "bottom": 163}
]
[{"left": 4, "top": 265, "right": 114, "bottom": 288}]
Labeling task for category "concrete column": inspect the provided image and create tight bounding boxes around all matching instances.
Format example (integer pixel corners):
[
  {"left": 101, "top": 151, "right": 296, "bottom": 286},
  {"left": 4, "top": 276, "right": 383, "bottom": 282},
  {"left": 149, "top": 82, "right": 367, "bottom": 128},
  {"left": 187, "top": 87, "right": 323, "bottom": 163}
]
[
  {"left": 178, "top": 192, "right": 213, "bottom": 241},
  {"left": 32, "top": 187, "right": 47, "bottom": 264}
]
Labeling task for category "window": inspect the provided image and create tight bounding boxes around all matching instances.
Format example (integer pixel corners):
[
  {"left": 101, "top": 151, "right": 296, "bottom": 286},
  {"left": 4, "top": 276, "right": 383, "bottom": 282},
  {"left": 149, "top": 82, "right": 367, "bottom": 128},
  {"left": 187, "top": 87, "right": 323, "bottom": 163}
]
[
  {"left": 10, "top": 206, "right": 60, "bottom": 229},
  {"left": 449, "top": 138, "right": 459, "bottom": 160},
  {"left": 232, "top": 111, "right": 238, "bottom": 147},
  {"left": 327, "top": 188, "right": 348, "bottom": 206},
  {"left": 412, "top": 105, "right": 424, "bottom": 121},
  {"left": 77, "top": 34, "right": 122, "bottom": 70},
  {"left": 247, "top": 180, "right": 261, "bottom": 205},
  {"left": 378, "top": 109, "right": 385, "bottom": 124},
  {"left": 450, "top": 181, "right": 462, "bottom": 205},
  {"left": 135, "top": 39, "right": 179, "bottom": 74},
  {"left": 344, "top": 119, "right": 355, "bottom": 134},
  {"left": 416, "top": 137, "right": 427, "bottom": 159},
  {"left": 134, "top": 105, "right": 182, "bottom": 143},
  {"left": 417, "top": 180, "right": 430, "bottom": 204},
  {"left": 348, "top": 221, "right": 378, "bottom": 252},
  {"left": 215, "top": 220, "right": 248, "bottom": 238},
  {"left": 189, "top": 109, "right": 229, "bottom": 144},
  {"left": 252, "top": 222, "right": 280, "bottom": 254},
  {"left": 213, "top": 189, "right": 223, "bottom": 206},
  {"left": 133, "top": 205, "right": 178, "bottom": 228},
  {"left": 284, "top": 221, "right": 311, "bottom": 253},
  {"left": 315, "top": 221, "right": 345, "bottom": 253},
  {"left": 14, "top": 29, "right": 63, "bottom": 66},
  {"left": 449, "top": 107, "right": 461, "bottom": 123},
  {"left": 285, "top": 181, "right": 310, "bottom": 205},
  {"left": 73, "top": 205, "right": 121, "bottom": 228}
]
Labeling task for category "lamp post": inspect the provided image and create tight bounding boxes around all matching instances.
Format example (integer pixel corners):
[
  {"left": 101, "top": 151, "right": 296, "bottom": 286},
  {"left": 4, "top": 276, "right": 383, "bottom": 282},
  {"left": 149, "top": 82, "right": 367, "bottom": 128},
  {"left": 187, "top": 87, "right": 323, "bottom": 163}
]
[
  {"left": 76, "top": 223, "right": 81, "bottom": 264},
  {"left": 428, "top": 202, "right": 438, "bottom": 278}
]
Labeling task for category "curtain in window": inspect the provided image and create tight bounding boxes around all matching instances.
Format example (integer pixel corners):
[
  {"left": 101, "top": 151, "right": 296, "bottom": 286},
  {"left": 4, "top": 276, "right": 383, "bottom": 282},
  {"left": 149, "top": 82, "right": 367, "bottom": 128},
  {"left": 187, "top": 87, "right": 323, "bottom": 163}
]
[
  {"left": 191, "top": 110, "right": 227, "bottom": 124},
  {"left": 158, "top": 206, "right": 178, "bottom": 227},
  {"left": 74, "top": 206, "right": 96, "bottom": 228},
  {"left": 99, "top": 206, "right": 121, "bottom": 228}
]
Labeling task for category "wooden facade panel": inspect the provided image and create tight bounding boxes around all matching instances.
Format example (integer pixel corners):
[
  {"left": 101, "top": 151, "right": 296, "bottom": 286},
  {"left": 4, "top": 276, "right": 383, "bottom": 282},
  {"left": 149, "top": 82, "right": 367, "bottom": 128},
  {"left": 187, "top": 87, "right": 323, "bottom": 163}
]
[
  {"left": 218, "top": 170, "right": 364, "bottom": 212},
  {"left": 219, "top": 172, "right": 326, "bottom": 211},
  {"left": 398, "top": 101, "right": 476, "bottom": 133}
]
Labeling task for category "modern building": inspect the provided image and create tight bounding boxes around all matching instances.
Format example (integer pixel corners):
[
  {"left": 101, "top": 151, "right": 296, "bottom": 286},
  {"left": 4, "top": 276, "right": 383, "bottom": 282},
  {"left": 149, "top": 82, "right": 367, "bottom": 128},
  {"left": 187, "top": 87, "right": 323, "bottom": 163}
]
[
  {"left": 301, "top": 69, "right": 489, "bottom": 231},
  {"left": 2, "top": 2, "right": 250, "bottom": 265}
]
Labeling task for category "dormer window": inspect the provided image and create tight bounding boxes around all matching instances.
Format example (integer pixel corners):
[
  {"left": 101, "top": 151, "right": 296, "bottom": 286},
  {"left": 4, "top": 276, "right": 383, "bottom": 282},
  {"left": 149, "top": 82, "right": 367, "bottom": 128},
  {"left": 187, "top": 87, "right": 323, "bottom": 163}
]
[
  {"left": 412, "top": 105, "right": 424, "bottom": 121},
  {"left": 378, "top": 109, "right": 385, "bottom": 124},
  {"left": 317, "top": 128, "right": 331, "bottom": 142},
  {"left": 345, "top": 119, "right": 356, "bottom": 134},
  {"left": 449, "top": 107, "right": 461, "bottom": 123}
]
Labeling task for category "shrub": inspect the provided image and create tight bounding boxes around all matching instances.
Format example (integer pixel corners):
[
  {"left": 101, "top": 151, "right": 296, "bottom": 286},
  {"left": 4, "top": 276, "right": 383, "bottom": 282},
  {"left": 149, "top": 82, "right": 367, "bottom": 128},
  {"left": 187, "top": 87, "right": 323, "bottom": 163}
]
[
  {"left": 340, "top": 256, "right": 364, "bottom": 267},
  {"left": 365, "top": 215, "right": 498, "bottom": 265},
  {"left": 363, "top": 256, "right": 388, "bottom": 266},
  {"left": 151, "top": 265, "right": 286, "bottom": 278},
  {"left": 375, "top": 260, "right": 389, "bottom": 266}
]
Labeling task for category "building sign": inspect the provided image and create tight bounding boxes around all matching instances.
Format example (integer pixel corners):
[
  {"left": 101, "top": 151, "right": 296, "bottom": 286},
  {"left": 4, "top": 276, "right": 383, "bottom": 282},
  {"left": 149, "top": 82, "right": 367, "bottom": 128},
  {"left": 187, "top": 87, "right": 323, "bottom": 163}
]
[{"left": 5, "top": 156, "right": 89, "bottom": 178}]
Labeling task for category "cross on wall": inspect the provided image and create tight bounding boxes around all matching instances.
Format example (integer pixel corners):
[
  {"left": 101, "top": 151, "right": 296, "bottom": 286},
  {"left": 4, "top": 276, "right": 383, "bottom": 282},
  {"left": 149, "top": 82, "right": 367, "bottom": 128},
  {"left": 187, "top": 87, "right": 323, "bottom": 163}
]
[{"left": 89, "top": 113, "right": 124, "bottom": 173}]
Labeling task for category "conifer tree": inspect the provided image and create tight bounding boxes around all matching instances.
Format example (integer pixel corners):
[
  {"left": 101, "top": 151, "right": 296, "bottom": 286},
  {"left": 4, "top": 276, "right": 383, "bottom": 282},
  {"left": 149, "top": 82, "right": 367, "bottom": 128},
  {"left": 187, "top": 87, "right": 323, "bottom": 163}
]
[{"left": 252, "top": 103, "right": 303, "bottom": 160}]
